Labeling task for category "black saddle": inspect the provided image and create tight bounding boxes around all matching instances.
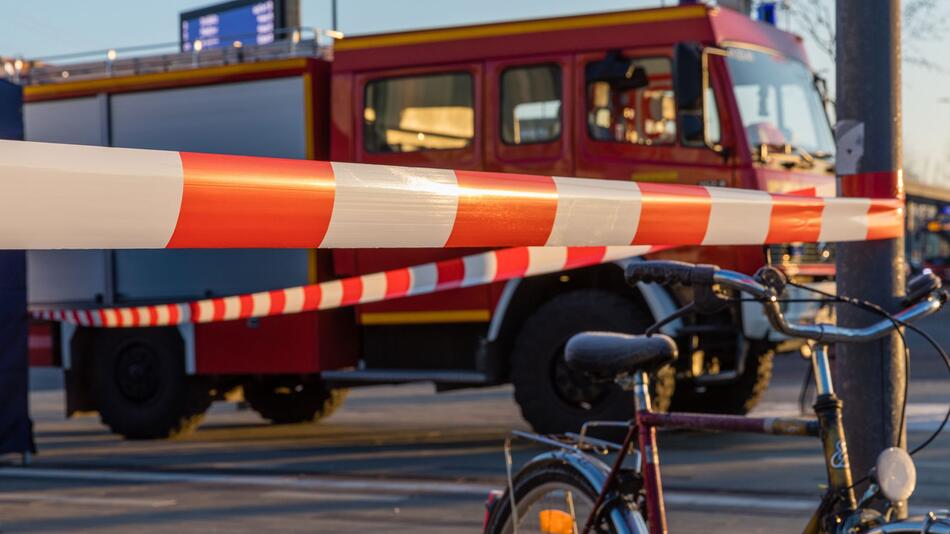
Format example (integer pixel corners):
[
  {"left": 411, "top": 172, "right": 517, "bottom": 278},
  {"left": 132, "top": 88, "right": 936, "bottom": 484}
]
[{"left": 565, "top": 332, "right": 677, "bottom": 380}]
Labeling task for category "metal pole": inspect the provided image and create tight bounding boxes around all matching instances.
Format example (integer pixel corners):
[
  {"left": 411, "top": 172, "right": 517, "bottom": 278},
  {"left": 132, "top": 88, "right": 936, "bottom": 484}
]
[
  {"left": 834, "top": 0, "right": 905, "bottom": 506},
  {"left": 331, "top": 0, "right": 338, "bottom": 31}
]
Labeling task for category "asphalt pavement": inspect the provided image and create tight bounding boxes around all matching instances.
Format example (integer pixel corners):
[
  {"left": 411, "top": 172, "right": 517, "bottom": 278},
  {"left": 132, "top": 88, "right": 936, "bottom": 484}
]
[{"left": 1, "top": 313, "right": 948, "bottom": 533}]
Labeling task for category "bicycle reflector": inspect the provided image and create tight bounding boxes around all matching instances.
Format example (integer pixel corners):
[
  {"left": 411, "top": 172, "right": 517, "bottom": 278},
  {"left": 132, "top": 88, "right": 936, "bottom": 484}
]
[
  {"left": 539, "top": 509, "right": 574, "bottom": 534},
  {"left": 875, "top": 447, "right": 917, "bottom": 503}
]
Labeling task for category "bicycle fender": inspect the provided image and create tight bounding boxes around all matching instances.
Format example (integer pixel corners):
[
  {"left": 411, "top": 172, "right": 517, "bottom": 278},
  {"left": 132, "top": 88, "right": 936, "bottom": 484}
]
[{"left": 527, "top": 449, "right": 649, "bottom": 534}]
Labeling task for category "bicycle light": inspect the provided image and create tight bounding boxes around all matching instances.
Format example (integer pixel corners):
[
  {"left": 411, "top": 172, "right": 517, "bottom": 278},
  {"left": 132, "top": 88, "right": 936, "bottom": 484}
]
[{"left": 875, "top": 447, "right": 917, "bottom": 503}]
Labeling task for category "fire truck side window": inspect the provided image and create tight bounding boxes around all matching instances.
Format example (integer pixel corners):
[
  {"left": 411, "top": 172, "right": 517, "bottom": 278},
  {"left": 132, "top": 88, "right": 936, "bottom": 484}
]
[
  {"left": 363, "top": 73, "right": 474, "bottom": 153},
  {"left": 587, "top": 57, "right": 676, "bottom": 146},
  {"left": 500, "top": 64, "right": 562, "bottom": 145}
]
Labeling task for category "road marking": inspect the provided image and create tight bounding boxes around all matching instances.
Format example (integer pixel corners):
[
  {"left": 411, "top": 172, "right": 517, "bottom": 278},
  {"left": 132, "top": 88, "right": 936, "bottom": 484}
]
[
  {"left": 261, "top": 490, "right": 405, "bottom": 503},
  {"left": 663, "top": 492, "right": 936, "bottom": 516},
  {"left": 753, "top": 402, "right": 948, "bottom": 431},
  {"left": 914, "top": 460, "right": 950, "bottom": 470},
  {"left": 0, "top": 467, "right": 942, "bottom": 516},
  {"left": 0, "top": 492, "right": 175, "bottom": 508},
  {"left": 664, "top": 492, "right": 814, "bottom": 512},
  {"left": 0, "top": 467, "right": 496, "bottom": 496}
]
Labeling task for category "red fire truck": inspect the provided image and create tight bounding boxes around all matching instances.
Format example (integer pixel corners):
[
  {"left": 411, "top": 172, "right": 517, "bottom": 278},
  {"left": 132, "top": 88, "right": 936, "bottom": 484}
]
[{"left": 21, "top": 3, "right": 836, "bottom": 439}]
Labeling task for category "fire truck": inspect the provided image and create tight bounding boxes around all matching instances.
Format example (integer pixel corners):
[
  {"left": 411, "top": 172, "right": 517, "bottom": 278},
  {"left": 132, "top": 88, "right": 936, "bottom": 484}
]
[
  {"left": 906, "top": 182, "right": 950, "bottom": 280},
  {"left": 20, "top": 3, "right": 836, "bottom": 439}
]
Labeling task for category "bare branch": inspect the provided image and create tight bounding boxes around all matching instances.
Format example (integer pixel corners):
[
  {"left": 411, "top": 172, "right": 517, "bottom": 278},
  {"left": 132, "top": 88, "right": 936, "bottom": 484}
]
[
  {"left": 785, "top": 0, "right": 948, "bottom": 70},
  {"left": 785, "top": 0, "right": 836, "bottom": 60}
]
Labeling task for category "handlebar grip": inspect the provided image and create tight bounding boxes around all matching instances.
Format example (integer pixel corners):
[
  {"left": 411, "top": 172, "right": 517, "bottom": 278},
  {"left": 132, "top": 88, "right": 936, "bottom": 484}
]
[
  {"left": 625, "top": 260, "right": 718, "bottom": 287},
  {"left": 904, "top": 271, "right": 942, "bottom": 306}
]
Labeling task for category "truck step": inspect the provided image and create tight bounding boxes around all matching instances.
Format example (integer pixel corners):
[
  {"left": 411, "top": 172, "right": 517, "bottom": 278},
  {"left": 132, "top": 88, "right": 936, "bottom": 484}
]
[{"left": 321, "top": 369, "right": 489, "bottom": 387}]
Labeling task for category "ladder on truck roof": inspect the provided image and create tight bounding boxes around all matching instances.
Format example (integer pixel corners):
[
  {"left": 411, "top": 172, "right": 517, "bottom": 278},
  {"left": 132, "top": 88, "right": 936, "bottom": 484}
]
[{"left": 3, "top": 27, "right": 338, "bottom": 86}]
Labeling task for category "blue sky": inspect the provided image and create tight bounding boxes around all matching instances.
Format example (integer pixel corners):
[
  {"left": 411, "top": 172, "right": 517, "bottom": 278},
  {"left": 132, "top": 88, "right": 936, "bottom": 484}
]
[{"left": 1, "top": 0, "right": 947, "bottom": 184}]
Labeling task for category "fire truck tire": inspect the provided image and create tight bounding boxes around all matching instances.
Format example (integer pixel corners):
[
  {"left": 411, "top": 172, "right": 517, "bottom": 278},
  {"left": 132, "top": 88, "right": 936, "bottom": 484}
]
[
  {"left": 92, "top": 329, "right": 212, "bottom": 440},
  {"left": 243, "top": 380, "right": 347, "bottom": 425},
  {"left": 670, "top": 343, "right": 774, "bottom": 414},
  {"left": 510, "top": 290, "right": 674, "bottom": 435}
]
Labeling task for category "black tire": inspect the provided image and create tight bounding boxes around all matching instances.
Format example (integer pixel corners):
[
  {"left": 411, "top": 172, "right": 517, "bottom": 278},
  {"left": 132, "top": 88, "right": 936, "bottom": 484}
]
[
  {"left": 92, "top": 328, "right": 212, "bottom": 440},
  {"left": 510, "top": 290, "right": 675, "bottom": 435},
  {"left": 484, "top": 459, "right": 633, "bottom": 533},
  {"left": 670, "top": 342, "right": 774, "bottom": 414},
  {"left": 244, "top": 379, "right": 347, "bottom": 425}
]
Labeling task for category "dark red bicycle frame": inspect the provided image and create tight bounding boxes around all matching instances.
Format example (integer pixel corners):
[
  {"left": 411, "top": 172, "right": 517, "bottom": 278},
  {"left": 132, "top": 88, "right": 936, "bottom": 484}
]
[
  {"left": 635, "top": 407, "right": 820, "bottom": 534},
  {"left": 581, "top": 344, "right": 855, "bottom": 534}
]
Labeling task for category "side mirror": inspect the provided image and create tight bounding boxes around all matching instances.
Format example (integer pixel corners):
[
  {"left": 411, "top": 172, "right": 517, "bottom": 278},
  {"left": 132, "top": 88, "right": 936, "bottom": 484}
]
[
  {"left": 673, "top": 42, "right": 703, "bottom": 110},
  {"left": 680, "top": 113, "right": 704, "bottom": 144},
  {"left": 814, "top": 75, "right": 830, "bottom": 104},
  {"left": 674, "top": 41, "right": 725, "bottom": 154},
  {"left": 814, "top": 74, "right": 836, "bottom": 125},
  {"left": 586, "top": 51, "right": 649, "bottom": 92}
]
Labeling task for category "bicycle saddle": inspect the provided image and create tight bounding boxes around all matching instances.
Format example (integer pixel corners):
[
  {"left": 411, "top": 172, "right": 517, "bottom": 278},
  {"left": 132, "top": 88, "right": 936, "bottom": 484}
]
[{"left": 565, "top": 332, "right": 677, "bottom": 380}]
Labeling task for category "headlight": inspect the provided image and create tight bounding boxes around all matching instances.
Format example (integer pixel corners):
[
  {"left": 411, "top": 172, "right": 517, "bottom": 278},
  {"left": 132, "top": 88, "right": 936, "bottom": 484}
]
[{"left": 875, "top": 447, "right": 917, "bottom": 503}]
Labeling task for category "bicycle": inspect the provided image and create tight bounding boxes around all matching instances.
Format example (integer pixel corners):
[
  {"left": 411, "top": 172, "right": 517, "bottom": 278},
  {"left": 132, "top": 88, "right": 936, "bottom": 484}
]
[{"left": 484, "top": 260, "right": 950, "bottom": 534}]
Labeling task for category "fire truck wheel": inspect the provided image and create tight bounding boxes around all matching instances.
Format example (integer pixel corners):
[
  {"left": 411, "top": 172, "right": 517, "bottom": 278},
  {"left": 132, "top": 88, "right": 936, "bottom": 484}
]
[
  {"left": 670, "top": 343, "right": 774, "bottom": 415},
  {"left": 510, "top": 290, "right": 674, "bottom": 435},
  {"left": 92, "top": 328, "right": 212, "bottom": 440},
  {"left": 243, "top": 380, "right": 347, "bottom": 425}
]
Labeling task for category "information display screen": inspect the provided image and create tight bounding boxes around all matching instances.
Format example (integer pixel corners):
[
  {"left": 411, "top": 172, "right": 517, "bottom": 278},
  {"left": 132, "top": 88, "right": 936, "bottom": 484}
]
[{"left": 180, "top": 0, "right": 281, "bottom": 51}]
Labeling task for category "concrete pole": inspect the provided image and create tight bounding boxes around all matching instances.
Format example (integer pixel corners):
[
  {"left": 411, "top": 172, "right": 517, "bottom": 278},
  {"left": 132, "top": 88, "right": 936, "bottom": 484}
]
[{"left": 834, "top": 0, "right": 906, "bottom": 502}]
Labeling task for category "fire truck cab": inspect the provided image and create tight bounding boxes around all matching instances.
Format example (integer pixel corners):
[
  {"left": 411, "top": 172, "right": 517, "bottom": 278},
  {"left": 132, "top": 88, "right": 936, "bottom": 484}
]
[{"left": 21, "top": 4, "right": 836, "bottom": 439}]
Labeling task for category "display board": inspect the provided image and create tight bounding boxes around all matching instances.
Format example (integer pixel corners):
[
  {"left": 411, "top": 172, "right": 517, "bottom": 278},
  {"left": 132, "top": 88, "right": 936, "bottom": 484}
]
[{"left": 180, "top": 0, "right": 299, "bottom": 51}]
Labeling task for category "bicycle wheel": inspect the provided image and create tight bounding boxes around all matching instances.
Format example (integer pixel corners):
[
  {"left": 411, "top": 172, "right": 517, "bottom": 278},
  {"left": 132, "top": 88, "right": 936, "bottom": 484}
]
[{"left": 485, "top": 458, "right": 641, "bottom": 534}]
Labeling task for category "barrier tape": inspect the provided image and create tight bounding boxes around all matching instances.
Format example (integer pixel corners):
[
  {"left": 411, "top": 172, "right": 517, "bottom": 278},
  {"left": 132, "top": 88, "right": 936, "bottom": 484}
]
[
  {"left": 1, "top": 140, "right": 902, "bottom": 250},
  {"left": 31, "top": 245, "right": 654, "bottom": 327}
]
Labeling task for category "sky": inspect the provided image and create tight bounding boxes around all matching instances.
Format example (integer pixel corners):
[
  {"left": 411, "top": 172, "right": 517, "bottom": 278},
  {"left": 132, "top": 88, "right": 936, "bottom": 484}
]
[{"left": 1, "top": 0, "right": 948, "bottom": 184}]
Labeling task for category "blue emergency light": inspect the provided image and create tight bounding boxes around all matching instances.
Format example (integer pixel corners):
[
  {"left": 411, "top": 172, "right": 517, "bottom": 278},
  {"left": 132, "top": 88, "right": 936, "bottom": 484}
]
[{"left": 757, "top": 2, "right": 777, "bottom": 25}]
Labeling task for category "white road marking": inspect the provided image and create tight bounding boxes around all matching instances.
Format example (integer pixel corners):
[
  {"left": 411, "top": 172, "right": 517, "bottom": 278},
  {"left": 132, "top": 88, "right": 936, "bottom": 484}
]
[
  {"left": 752, "top": 402, "right": 949, "bottom": 431},
  {"left": 0, "top": 492, "right": 175, "bottom": 508},
  {"left": 664, "top": 492, "right": 814, "bottom": 512},
  {"left": 260, "top": 490, "right": 405, "bottom": 503},
  {"left": 0, "top": 467, "right": 496, "bottom": 496},
  {"left": 0, "top": 467, "right": 942, "bottom": 515},
  {"left": 663, "top": 492, "right": 937, "bottom": 516}
]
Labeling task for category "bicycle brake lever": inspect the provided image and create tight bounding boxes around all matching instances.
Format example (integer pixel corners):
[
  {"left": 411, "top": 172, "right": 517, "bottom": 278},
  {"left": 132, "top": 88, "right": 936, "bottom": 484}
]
[{"left": 754, "top": 265, "right": 789, "bottom": 295}]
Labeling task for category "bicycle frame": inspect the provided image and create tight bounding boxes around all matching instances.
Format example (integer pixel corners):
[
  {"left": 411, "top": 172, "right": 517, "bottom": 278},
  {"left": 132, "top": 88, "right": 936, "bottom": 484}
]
[{"left": 581, "top": 343, "right": 854, "bottom": 534}]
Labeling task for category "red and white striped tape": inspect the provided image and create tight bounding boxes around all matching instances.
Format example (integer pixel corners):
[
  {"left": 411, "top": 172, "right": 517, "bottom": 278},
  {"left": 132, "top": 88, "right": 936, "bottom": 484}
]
[
  {"left": 0, "top": 141, "right": 902, "bottom": 250},
  {"left": 31, "top": 245, "right": 653, "bottom": 327}
]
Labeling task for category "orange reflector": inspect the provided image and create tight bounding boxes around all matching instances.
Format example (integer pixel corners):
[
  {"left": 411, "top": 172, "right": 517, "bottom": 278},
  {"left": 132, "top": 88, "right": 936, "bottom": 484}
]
[{"left": 538, "top": 509, "right": 574, "bottom": 534}]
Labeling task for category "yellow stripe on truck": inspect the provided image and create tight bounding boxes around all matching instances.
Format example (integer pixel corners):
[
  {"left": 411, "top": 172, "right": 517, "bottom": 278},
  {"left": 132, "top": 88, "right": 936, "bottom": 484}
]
[
  {"left": 359, "top": 310, "right": 491, "bottom": 325},
  {"left": 334, "top": 5, "right": 708, "bottom": 51}
]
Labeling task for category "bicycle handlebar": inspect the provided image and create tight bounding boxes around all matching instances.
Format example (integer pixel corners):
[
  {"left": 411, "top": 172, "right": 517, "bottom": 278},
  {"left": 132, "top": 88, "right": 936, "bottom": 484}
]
[
  {"left": 626, "top": 261, "right": 948, "bottom": 344},
  {"left": 624, "top": 260, "right": 719, "bottom": 287}
]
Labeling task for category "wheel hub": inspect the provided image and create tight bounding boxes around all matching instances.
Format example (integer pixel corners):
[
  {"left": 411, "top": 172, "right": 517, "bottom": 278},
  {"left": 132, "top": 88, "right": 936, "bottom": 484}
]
[{"left": 114, "top": 344, "right": 161, "bottom": 403}]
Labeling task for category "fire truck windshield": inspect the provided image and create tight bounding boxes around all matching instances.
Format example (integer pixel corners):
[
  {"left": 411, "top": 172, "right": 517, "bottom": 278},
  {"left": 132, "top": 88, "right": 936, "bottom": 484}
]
[{"left": 726, "top": 47, "right": 835, "bottom": 161}]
